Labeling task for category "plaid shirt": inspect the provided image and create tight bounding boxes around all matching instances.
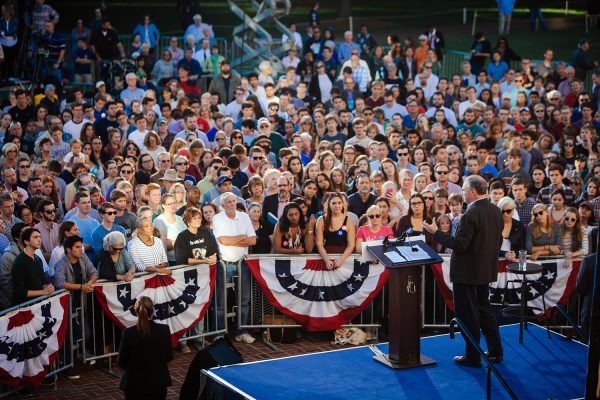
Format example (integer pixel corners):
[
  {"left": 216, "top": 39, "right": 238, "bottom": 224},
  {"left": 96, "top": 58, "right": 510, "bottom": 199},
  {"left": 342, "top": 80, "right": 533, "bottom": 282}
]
[
  {"left": 591, "top": 197, "right": 600, "bottom": 223},
  {"left": 515, "top": 197, "right": 537, "bottom": 225},
  {"left": 30, "top": 4, "right": 59, "bottom": 34},
  {"left": 537, "top": 184, "right": 577, "bottom": 206},
  {"left": 352, "top": 65, "right": 370, "bottom": 93}
]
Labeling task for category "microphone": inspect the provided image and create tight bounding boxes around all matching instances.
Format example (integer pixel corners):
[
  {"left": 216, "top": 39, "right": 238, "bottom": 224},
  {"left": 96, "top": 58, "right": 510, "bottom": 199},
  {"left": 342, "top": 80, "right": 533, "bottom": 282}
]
[{"left": 405, "top": 228, "right": 418, "bottom": 252}]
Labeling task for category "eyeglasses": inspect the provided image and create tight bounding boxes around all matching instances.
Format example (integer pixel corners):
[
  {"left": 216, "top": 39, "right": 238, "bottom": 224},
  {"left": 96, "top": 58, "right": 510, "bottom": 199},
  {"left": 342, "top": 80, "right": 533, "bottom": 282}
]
[
  {"left": 564, "top": 217, "right": 577, "bottom": 222},
  {"left": 112, "top": 247, "right": 124, "bottom": 252},
  {"left": 423, "top": 196, "right": 434, "bottom": 200},
  {"left": 368, "top": 214, "right": 381, "bottom": 219},
  {"left": 563, "top": 143, "right": 574, "bottom": 147},
  {"left": 216, "top": 137, "right": 226, "bottom": 141},
  {"left": 410, "top": 201, "right": 424, "bottom": 206},
  {"left": 501, "top": 209, "right": 514, "bottom": 214},
  {"left": 397, "top": 152, "right": 409, "bottom": 157},
  {"left": 424, "top": 66, "right": 432, "bottom": 69},
  {"left": 142, "top": 159, "right": 153, "bottom": 164},
  {"left": 104, "top": 211, "right": 117, "bottom": 216},
  {"left": 232, "top": 136, "right": 242, "bottom": 139},
  {"left": 277, "top": 184, "right": 289, "bottom": 188},
  {"left": 159, "top": 159, "right": 170, "bottom": 163},
  {"left": 43, "top": 209, "right": 56, "bottom": 214},
  {"left": 176, "top": 162, "right": 189, "bottom": 166},
  {"left": 435, "top": 170, "right": 448, "bottom": 175},
  {"left": 533, "top": 211, "right": 545, "bottom": 217},
  {"left": 572, "top": 181, "right": 582, "bottom": 186}
]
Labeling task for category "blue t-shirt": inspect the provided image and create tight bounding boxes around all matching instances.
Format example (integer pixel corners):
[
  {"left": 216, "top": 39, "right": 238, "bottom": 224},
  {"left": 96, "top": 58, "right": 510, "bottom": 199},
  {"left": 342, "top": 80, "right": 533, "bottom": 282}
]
[
  {"left": 91, "top": 223, "right": 126, "bottom": 254},
  {"left": 67, "top": 214, "right": 100, "bottom": 260},
  {"left": 74, "top": 48, "right": 95, "bottom": 74}
]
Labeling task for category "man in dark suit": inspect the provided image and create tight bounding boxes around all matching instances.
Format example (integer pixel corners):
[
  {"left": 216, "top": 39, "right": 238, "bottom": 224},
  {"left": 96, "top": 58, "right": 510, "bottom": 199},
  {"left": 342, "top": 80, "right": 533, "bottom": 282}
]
[
  {"left": 261, "top": 175, "right": 300, "bottom": 234},
  {"left": 424, "top": 24, "right": 445, "bottom": 60},
  {"left": 423, "top": 175, "right": 504, "bottom": 367},
  {"left": 576, "top": 227, "right": 597, "bottom": 335}
]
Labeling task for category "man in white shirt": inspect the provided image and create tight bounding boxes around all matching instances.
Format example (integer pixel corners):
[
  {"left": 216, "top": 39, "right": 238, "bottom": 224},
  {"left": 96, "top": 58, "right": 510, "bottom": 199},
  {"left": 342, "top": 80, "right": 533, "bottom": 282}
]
[
  {"left": 344, "top": 118, "right": 373, "bottom": 150},
  {"left": 281, "top": 23, "right": 302, "bottom": 52},
  {"left": 127, "top": 113, "right": 149, "bottom": 149},
  {"left": 193, "top": 38, "right": 211, "bottom": 67},
  {"left": 63, "top": 103, "right": 89, "bottom": 140},
  {"left": 458, "top": 86, "right": 486, "bottom": 120},
  {"left": 212, "top": 192, "right": 256, "bottom": 344}
]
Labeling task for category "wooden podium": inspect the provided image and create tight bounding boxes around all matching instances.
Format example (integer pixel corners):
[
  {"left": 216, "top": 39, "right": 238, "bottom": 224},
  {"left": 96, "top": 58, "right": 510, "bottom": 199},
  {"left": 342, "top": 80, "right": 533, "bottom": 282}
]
[{"left": 367, "top": 239, "right": 442, "bottom": 369}]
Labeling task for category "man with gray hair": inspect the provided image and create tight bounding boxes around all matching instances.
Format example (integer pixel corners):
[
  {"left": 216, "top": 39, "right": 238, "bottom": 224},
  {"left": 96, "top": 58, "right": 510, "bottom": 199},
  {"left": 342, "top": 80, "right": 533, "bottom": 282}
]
[
  {"left": 120, "top": 73, "right": 145, "bottom": 113},
  {"left": 423, "top": 175, "right": 504, "bottom": 367},
  {"left": 212, "top": 192, "right": 256, "bottom": 344},
  {"left": 338, "top": 31, "right": 360, "bottom": 64}
]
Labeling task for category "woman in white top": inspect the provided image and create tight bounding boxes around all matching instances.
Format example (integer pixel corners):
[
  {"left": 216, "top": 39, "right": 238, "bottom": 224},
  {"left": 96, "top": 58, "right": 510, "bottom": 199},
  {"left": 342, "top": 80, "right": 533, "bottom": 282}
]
[
  {"left": 153, "top": 194, "right": 186, "bottom": 265},
  {"left": 561, "top": 207, "right": 588, "bottom": 268},
  {"left": 127, "top": 217, "right": 171, "bottom": 274}
]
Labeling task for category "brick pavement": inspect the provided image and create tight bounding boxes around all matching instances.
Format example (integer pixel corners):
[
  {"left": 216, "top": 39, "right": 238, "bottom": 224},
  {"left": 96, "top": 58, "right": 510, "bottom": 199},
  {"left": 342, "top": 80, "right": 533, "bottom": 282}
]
[{"left": 6, "top": 331, "right": 343, "bottom": 400}]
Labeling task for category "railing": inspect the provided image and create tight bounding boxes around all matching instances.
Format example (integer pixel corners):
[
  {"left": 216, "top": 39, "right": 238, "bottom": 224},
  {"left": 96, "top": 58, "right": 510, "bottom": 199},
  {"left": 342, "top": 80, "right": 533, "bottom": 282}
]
[
  {"left": 77, "top": 264, "right": 227, "bottom": 373},
  {"left": 0, "top": 290, "right": 75, "bottom": 399},
  {"left": 239, "top": 255, "right": 385, "bottom": 347},
  {"left": 449, "top": 318, "right": 518, "bottom": 400},
  {"left": 552, "top": 303, "right": 588, "bottom": 343}
]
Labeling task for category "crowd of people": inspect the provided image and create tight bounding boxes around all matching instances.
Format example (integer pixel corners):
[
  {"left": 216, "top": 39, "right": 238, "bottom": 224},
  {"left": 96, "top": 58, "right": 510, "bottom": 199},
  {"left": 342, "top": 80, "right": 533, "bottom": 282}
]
[{"left": 0, "top": 0, "right": 599, "bottom": 386}]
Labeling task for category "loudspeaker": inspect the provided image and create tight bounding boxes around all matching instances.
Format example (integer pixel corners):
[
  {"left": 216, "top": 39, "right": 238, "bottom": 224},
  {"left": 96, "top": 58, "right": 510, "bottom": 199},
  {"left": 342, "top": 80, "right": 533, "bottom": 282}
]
[{"left": 179, "top": 337, "right": 244, "bottom": 400}]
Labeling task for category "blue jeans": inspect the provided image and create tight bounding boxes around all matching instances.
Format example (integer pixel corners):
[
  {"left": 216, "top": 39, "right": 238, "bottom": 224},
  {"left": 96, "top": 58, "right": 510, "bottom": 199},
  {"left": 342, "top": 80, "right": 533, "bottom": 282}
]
[
  {"left": 215, "top": 260, "right": 251, "bottom": 336},
  {"left": 530, "top": 8, "right": 547, "bottom": 31}
]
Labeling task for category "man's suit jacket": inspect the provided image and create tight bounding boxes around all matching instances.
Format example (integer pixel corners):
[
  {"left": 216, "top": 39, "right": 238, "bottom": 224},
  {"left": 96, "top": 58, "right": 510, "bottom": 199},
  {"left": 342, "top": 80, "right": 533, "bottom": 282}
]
[
  {"left": 118, "top": 321, "right": 173, "bottom": 394},
  {"left": 261, "top": 193, "right": 300, "bottom": 234},
  {"left": 433, "top": 198, "right": 503, "bottom": 285}
]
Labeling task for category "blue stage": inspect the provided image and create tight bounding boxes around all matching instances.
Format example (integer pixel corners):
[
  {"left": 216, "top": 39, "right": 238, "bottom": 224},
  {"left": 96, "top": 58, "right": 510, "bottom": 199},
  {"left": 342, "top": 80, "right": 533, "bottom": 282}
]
[{"left": 204, "top": 324, "right": 587, "bottom": 399}]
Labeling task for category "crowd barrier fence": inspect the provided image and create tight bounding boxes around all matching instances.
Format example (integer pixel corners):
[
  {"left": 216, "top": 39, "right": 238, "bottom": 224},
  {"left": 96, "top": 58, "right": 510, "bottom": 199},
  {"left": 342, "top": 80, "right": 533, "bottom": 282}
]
[
  {"left": 77, "top": 264, "right": 228, "bottom": 374},
  {"left": 0, "top": 254, "right": 585, "bottom": 397},
  {"left": 0, "top": 290, "right": 75, "bottom": 399}
]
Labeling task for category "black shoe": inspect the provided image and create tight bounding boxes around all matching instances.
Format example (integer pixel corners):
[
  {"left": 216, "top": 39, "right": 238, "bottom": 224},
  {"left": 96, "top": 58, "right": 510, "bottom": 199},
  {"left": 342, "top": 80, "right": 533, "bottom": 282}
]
[
  {"left": 453, "top": 355, "right": 482, "bottom": 368},
  {"left": 17, "top": 387, "right": 34, "bottom": 397},
  {"left": 484, "top": 351, "right": 503, "bottom": 363}
]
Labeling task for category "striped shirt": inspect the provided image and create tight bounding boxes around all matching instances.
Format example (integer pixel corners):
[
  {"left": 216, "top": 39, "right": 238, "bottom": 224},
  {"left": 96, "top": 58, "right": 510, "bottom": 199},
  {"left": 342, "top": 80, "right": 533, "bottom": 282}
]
[{"left": 127, "top": 236, "right": 168, "bottom": 272}]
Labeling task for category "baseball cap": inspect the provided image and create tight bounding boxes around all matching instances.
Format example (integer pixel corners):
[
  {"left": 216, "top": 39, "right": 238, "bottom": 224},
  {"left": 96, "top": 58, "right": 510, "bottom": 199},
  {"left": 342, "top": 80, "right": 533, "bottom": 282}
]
[
  {"left": 136, "top": 70, "right": 147, "bottom": 78},
  {"left": 519, "top": 107, "right": 530, "bottom": 113},
  {"left": 580, "top": 201, "right": 593, "bottom": 211},
  {"left": 257, "top": 117, "right": 270, "bottom": 127},
  {"left": 501, "top": 93, "right": 511, "bottom": 100},
  {"left": 157, "top": 117, "right": 168, "bottom": 125},
  {"left": 418, "top": 34, "right": 428, "bottom": 41},
  {"left": 96, "top": 81, "right": 106, "bottom": 89},
  {"left": 217, "top": 176, "right": 232, "bottom": 186}
]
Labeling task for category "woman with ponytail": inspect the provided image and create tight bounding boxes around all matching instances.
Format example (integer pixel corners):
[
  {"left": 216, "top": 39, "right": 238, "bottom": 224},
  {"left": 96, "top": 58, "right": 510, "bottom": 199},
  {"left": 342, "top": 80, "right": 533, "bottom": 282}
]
[{"left": 117, "top": 296, "right": 173, "bottom": 400}]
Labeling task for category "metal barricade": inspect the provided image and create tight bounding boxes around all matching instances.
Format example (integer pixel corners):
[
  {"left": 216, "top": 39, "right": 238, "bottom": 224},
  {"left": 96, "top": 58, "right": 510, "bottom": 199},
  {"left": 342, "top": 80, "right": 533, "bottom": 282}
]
[
  {"left": 78, "top": 264, "right": 226, "bottom": 372},
  {"left": 421, "top": 255, "right": 585, "bottom": 332},
  {"left": 238, "top": 255, "right": 385, "bottom": 336},
  {"left": 0, "top": 290, "right": 74, "bottom": 399}
]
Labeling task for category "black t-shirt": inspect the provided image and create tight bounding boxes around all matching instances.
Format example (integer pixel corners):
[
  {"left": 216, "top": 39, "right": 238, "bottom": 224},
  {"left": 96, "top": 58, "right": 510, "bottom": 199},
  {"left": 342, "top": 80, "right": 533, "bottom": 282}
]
[
  {"left": 91, "top": 28, "right": 121, "bottom": 60},
  {"left": 174, "top": 228, "right": 219, "bottom": 265},
  {"left": 115, "top": 211, "right": 137, "bottom": 239},
  {"left": 347, "top": 192, "right": 377, "bottom": 217},
  {"left": 72, "top": 260, "right": 83, "bottom": 284}
]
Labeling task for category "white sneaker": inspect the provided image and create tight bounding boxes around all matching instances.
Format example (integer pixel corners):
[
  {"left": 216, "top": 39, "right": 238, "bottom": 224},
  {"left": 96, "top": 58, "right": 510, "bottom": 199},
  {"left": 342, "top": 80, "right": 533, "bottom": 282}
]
[{"left": 235, "top": 333, "right": 255, "bottom": 344}]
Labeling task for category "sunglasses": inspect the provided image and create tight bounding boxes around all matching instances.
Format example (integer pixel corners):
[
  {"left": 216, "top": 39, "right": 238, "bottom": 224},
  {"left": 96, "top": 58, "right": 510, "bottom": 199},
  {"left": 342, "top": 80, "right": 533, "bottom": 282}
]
[
  {"left": 410, "top": 201, "right": 424, "bottom": 206},
  {"left": 121, "top": 170, "right": 133, "bottom": 174},
  {"left": 112, "top": 247, "right": 124, "bottom": 252},
  {"left": 43, "top": 209, "right": 56, "bottom": 214},
  {"left": 397, "top": 152, "right": 409, "bottom": 157},
  {"left": 19, "top": 165, "right": 30, "bottom": 168},
  {"left": 564, "top": 217, "right": 577, "bottom": 222},
  {"left": 423, "top": 196, "right": 434, "bottom": 200},
  {"left": 501, "top": 209, "right": 514, "bottom": 214},
  {"left": 253, "top": 156, "right": 264, "bottom": 160},
  {"left": 368, "top": 214, "right": 381, "bottom": 219},
  {"left": 533, "top": 211, "right": 545, "bottom": 217},
  {"left": 435, "top": 170, "right": 448, "bottom": 175},
  {"left": 104, "top": 211, "right": 117, "bottom": 216},
  {"left": 176, "top": 162, "right": 188, "bottom": 166}
]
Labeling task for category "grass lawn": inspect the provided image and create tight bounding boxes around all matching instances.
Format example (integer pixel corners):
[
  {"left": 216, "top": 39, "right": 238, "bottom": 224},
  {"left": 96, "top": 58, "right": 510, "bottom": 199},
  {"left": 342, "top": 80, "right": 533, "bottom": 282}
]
[{"left": 55, "top": 0, "right": 598, "bottom": 62}]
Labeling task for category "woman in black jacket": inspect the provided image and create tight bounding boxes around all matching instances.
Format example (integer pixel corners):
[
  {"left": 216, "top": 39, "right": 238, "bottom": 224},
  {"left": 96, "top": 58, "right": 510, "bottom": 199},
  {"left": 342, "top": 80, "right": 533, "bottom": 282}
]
[
  {"left": 118, "top": 296, "right": 173, "bottom": 400},
  {"left": 498, "top": 197, "right": 525, "bottom": 262}
]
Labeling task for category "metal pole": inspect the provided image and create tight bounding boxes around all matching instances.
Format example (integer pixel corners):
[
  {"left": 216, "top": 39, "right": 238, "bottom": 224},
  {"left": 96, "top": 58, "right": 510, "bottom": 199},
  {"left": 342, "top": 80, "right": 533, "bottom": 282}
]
[
  {"left": 586, "top": 13, "right": 589, "bottom": 33},
  {"left": 471, "top": 10, "right": 478, "bottom": 36},
  {"left": 463, "top": 7, "right": 467, "bottom": 24},
  {"left": 565, "top": 0, "right": 569, "bottom": 15},
  {"left": 349, "top": 16, "right": 353, "bottom": 34}
]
